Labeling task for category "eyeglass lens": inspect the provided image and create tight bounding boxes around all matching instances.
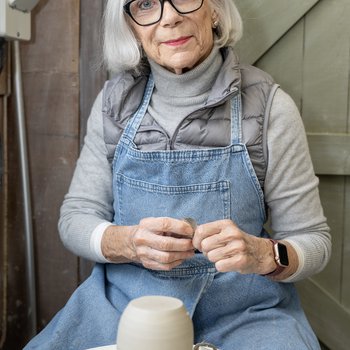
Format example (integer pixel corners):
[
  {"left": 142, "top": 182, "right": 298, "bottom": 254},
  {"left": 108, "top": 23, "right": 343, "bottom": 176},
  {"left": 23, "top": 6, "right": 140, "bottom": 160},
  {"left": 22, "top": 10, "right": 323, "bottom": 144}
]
[{"left": 126, "top": 0, "right": 204, "bottom": 26}]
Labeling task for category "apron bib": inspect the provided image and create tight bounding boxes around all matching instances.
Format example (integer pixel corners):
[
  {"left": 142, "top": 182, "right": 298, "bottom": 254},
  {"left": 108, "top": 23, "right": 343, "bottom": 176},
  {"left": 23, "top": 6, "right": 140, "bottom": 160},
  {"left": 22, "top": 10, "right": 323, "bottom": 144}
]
[{"left": 106, "top": 74, "right": 264, "bottom": 313}]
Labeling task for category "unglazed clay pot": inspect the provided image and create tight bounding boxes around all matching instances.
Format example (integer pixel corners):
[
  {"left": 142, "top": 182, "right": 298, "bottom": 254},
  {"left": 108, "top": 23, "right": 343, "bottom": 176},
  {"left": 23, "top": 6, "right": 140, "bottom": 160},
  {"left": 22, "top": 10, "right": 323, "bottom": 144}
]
[{"left": 117, "top": 296, "right": 193, "bottom": 350}]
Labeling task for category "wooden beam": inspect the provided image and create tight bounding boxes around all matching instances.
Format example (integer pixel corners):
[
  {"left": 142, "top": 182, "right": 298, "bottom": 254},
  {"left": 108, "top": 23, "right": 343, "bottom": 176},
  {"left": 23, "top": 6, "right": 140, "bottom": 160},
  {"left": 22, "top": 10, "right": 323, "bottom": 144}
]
[
  {"left": 307, "top": 133, "right": 350, "bottom": 175},
  {"left": 235, "top": 0, "right": 321, "bottom": 64}
]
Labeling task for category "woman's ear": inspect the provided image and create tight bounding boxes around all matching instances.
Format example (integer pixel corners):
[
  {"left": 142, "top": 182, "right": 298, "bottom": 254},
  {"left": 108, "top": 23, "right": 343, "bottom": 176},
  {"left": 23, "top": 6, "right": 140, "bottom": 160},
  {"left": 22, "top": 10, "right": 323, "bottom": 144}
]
[{"left": 211, "top": 10, "right": 219, "bottom": 29}]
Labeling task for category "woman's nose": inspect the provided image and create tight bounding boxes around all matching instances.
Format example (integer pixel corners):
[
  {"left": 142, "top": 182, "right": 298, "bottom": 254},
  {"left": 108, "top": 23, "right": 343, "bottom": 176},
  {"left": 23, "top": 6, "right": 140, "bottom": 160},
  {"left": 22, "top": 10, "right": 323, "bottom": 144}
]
[{"left": 159, "top": 1, "right": 183, "bottom": 26}]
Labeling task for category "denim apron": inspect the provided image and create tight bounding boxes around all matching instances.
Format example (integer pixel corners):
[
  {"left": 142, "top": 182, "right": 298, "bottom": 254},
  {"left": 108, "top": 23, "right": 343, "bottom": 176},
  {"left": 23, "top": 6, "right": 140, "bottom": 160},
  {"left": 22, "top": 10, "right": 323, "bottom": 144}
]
[{"left": 24, "top": 76, "right": 320, "bottom": 350}]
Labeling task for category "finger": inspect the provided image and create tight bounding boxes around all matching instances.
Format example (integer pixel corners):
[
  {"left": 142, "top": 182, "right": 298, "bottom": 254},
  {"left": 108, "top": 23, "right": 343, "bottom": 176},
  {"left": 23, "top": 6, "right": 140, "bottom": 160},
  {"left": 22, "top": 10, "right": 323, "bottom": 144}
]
[
  {"left": 197, "top": 219, "right": 235, "bottom": 234},
  {"left": 141, "top": 257, "right": 187, "bottom": 271},
  {"left": 205, "top": 240, "right": 243, "bottom": 263},
  {"left": 134, "top": 230, "right": 194, "bottom": 252},
  {"left": 215, "top": 257, "right": 237, "bottom": 273},
  {"left": 139, "top": 248, "right": 194, "bottom": 271},
  {"left": 144, "top": 247, "right": 195, "bottom": 265},
  {"left": 214, "top": 254, "right": 250, "bottom": 274},
  {"left": 201, "top": 230, "right": 243, "bottom": 254},
  {"left": 200, "top": 233, "right": 232, "bottom": 253},
  {"left": 192, "top": 224, "right": 220, "bottom": 250},
  {"left": 140, "top": 217, "right": 194, "bottom": 237},
  {"left": 151, "top": 235, "right": 194, "bottom": 252},
  {"left": 193, "top": 220, "right": 236, "bottom": 250}
]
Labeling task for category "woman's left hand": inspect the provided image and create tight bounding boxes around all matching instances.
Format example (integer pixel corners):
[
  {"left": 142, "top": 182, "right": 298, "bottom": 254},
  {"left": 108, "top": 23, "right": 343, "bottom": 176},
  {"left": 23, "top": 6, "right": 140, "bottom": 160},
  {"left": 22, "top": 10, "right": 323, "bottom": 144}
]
[{"left": 192, "top": 219, "right": 276, "bottom": 274}]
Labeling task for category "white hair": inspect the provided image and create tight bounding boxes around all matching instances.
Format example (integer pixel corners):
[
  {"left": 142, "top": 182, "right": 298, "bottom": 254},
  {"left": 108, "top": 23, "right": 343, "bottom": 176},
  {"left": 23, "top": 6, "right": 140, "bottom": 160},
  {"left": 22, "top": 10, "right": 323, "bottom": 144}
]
[{"left": 103, "top": 0, "right": 243, "bottom": 73}]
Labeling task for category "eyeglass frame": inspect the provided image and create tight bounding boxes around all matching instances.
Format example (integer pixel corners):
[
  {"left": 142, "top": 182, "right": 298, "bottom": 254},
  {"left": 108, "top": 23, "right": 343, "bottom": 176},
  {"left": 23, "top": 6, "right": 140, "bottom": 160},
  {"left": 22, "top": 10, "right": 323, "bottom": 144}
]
[{"left": 123, "top": 0, "right": 205, "bottom": 27}]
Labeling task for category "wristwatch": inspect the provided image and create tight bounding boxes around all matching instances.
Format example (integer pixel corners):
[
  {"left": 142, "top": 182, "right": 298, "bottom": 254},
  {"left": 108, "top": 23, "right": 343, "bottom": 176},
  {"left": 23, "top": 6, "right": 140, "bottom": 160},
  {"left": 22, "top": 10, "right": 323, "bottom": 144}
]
[{"left": 264, "top": 239, "right": 289, "bottom": 277}]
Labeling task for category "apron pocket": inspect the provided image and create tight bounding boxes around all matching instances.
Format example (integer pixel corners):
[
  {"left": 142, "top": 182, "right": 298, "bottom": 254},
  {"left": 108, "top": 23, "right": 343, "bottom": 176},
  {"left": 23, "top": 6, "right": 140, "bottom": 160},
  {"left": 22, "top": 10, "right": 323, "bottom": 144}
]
[{"left": 114, "top": 173, "right": 231, "bottom": 225}]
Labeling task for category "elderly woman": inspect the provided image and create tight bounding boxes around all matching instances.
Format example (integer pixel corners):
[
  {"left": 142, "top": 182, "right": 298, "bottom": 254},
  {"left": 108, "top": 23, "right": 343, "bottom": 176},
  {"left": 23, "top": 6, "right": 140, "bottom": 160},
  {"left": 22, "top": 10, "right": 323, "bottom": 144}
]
[{"left": 25, "top": 0, "right": 331, "bottom": 349}]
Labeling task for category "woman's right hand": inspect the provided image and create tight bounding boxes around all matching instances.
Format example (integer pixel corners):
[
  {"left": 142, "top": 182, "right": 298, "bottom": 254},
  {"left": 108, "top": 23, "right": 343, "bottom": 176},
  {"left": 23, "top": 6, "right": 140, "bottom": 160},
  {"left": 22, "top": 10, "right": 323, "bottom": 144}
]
[{"left": 101, "top": 217, "right": 195, "bottom": 270}]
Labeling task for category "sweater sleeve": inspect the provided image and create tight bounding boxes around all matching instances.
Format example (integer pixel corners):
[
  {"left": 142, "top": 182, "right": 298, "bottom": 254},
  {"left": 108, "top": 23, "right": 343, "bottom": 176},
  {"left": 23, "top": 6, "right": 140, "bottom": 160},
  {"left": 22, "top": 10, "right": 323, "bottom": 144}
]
[
  {"left": 58, "top": 91, "right": 114, "bottom": 262},
  {"left": 264, "top": 88, "right": 331, "bottom": 282}
]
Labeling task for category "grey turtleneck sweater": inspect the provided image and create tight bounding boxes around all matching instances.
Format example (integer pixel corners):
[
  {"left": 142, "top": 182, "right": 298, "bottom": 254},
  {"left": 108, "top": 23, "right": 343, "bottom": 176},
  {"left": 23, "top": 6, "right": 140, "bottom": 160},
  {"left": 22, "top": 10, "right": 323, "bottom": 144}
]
[
  {"left": 148, "top": 45, "right": 223, "bottom": 138},
  {"left": 59, "top": 47, "right": 331, "bottom": 282}
]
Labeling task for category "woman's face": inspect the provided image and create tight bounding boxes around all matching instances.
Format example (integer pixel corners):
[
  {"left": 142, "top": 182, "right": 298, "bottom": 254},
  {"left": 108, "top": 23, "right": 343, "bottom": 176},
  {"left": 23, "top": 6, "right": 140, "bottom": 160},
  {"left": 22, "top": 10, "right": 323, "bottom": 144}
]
[{"left": 128, "top": 0, "right": 216, "bottom": 74}]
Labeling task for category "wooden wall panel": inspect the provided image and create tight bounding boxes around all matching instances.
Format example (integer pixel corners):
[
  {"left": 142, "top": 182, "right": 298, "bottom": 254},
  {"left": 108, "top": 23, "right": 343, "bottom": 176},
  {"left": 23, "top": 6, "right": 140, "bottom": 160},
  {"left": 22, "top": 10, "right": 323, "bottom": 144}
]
[
  {"left": 251, "top": 0, "right": 350, "bottom": 304},
  {"left": 0, "top": 95, "right": 8, "bottom": 350},
  {"left": 301, "top": 0, "right": 350, "bottom": 310},
  {"left": 0, "top": 40, "right": 32, "bottom": 349},
  {"left": 316, "top": 176, "right": 344, "bottom": 298},
  {"left": 298, "top": 278, "right": 350, "bottom": 350},
  {"left": 80, "top": 0, "right": 107, "bottom": 145},
  {"left": 302, "top": 0, "right": 350, "bottom": 133},
  {"left": 0, "top": 1, "right": 81, "bottom": 349},
  {"left": 235, "top": 0, "right": 320, "bottom": 64},
  {"left": 2, "top": 91, "right": 29, "bottom": 349},
  {"left": 78, "top": 0, "right": 107, "bottom": 283},
  {"left": 343, "top": 179, "right": 350, "bottom": 308},
  {"left": 237, "top": 0, "right": 350, "bottom": 347},
  {"left": 255, "top": 20, "right": 304, "bottom": 110},
  {"left": 20, "top": 0, "right": 81, "bottom": 331},
  {"left": 307, "top": 134, "right": 350, "bottom": 175}
]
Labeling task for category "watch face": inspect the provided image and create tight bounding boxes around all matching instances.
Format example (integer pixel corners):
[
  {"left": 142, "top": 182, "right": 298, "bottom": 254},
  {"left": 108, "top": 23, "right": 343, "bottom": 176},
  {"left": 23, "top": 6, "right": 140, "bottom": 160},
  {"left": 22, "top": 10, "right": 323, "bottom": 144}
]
[{"left": 278, "top": 243, "right": 289, "bottom": 267}]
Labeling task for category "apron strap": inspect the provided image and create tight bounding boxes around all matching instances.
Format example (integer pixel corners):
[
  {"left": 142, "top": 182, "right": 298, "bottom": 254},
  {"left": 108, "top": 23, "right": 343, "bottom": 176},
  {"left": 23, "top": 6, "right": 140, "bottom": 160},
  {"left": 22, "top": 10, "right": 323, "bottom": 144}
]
[
  {"left": 230, "top": 92, "right": 243, "bottom": 144},
  {"left": 121, "top": 75, "right": 155, "bottom": 145}
]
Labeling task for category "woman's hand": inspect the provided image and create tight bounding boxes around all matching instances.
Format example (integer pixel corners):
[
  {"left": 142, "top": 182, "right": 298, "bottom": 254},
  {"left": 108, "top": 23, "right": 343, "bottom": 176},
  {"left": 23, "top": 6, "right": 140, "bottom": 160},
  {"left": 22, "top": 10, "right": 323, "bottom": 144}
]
[
  {"left": 102, "top": 217, "right": 195, "bottom": 270},
  {"left": 192, "top": 219, "right": 277, "bottom": 275}
]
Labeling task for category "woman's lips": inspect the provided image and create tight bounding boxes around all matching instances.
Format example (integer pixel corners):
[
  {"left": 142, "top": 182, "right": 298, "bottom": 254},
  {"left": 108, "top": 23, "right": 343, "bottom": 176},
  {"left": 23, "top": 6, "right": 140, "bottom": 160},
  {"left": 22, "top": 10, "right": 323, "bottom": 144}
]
[{"left": 162, "top": 36, "right": 192, "bottom": 46}]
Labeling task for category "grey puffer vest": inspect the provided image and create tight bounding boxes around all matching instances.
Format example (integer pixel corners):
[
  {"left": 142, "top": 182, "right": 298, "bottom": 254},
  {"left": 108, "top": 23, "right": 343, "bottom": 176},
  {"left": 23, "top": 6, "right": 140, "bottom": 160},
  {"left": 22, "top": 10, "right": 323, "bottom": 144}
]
[{"left": 102, "top": 48, "right": 279, "bottom": 189}]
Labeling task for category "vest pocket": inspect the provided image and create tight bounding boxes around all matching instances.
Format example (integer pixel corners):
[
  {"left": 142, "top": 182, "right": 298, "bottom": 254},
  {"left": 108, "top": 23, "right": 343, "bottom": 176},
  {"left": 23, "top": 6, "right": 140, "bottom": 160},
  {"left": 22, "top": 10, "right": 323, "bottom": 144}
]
[{"left": 114, "top": 173, "right": 231, "bottom": 226}]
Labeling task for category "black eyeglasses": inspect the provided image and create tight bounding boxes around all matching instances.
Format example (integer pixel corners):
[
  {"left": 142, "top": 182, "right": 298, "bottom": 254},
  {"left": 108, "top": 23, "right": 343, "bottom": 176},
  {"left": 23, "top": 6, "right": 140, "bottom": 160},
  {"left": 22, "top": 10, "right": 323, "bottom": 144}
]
[{"left": 123, "top": 0, "right": 204, "bottom": 26}]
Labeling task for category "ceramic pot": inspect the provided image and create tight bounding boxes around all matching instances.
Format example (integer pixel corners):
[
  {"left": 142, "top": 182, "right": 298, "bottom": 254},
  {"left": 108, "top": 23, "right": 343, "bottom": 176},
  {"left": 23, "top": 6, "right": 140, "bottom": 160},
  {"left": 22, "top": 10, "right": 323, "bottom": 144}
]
[{"left": 117, "top": 295, "right": 193, "bottom": 350}]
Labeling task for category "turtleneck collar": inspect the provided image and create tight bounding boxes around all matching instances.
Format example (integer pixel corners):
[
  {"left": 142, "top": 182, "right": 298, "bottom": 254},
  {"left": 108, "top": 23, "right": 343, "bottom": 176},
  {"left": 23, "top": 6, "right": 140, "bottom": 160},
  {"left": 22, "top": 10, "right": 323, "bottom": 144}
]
[{"left": 148, "top": 44, "right": 223, "bottom": 98}]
